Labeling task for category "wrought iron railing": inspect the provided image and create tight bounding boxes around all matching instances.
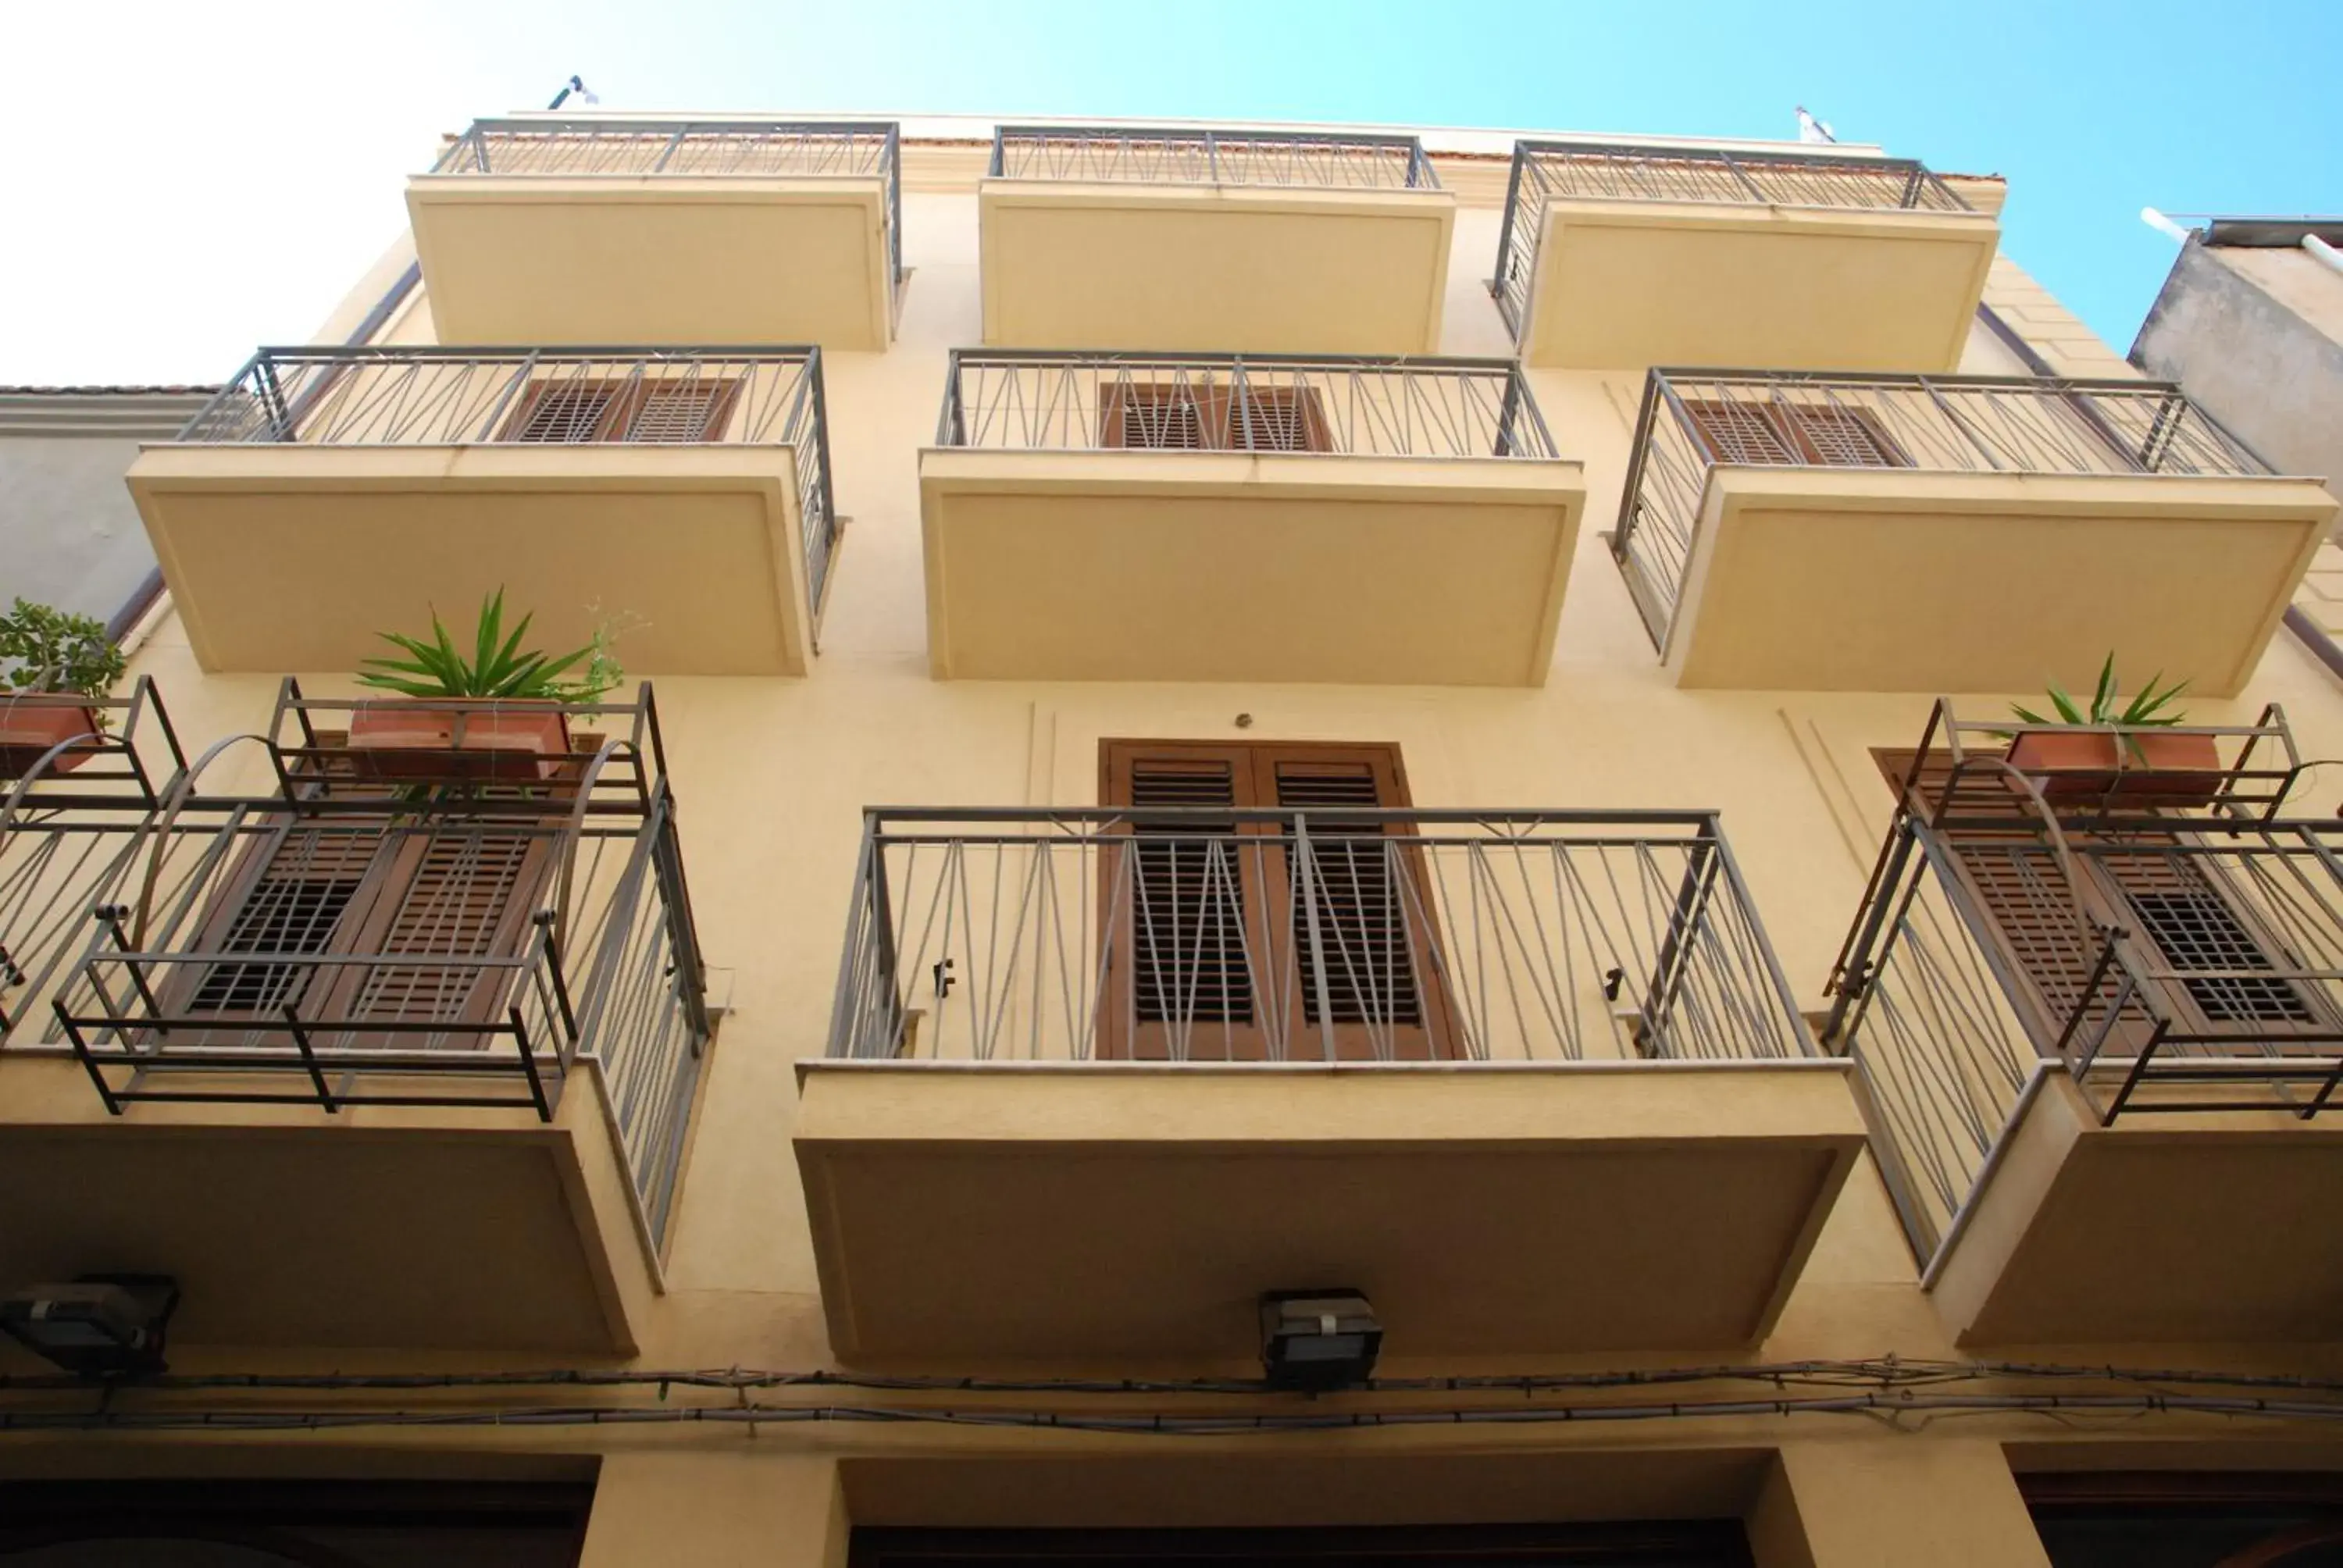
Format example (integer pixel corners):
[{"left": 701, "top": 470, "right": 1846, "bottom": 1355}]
[
  {"left": 1492, "top": 141, "right": 1970, "bottom": 337},
  {"left": 829, "top": 808, "right": 1811, "bottom": 1064},
  {"left": 428, "top": 117, "right": 904, "bottom": 287},
  {"left": 938, "top": 351, "right": 1557, "bottom": 460},
  {"left": 1612, "top": 369, "right": 2276, "bottom": 657},
  {"left": 990, "top": 125, "right": 1439, "bottom": 191},
  {"left": 22, "top": 682, "right": 709, "bottom": 1249},
  {"left": 179, "top": 345, "right": 841, "bottom": 632},
  {"left": 1824, "top": 701, "right": 2339, "bottom": 1265}
]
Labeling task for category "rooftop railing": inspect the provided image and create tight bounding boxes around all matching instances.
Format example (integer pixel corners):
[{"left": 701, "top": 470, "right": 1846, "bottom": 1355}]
[
  {"left": 179, "top": 345, "right": 841, "bottom": 632},
  {"left": 20, "top": 682, "right": 708, "bottom": 1249},
  {"left": 990, "top": 125, "right": 1439, "bottom": 191},
  {"left": 1612, "top": 369, "right": 2274, "bottom": 657},
  {"left": 428, "top": 116, "right": 904, "bottom": 287},
  {"left": 1492, "top": 141, "right": 1970, "bottom": 337},
  {"left": 1824, "top": 701, "right": 2340, "bottom": 1266},
  {"left": 829, "top": 808, "right": 1813, "bottom": 1065},
  {"left": 938, "top": 351, "right": 1557, "bottom": 460}
]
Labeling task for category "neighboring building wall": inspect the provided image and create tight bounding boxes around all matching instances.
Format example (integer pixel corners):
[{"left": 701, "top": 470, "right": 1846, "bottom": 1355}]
[{"left": 2133, "top": 237, "right": 2343, "bottom": 501}]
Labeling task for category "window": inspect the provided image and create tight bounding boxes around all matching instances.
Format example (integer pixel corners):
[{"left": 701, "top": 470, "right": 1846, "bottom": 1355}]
[
  {"left": 1684, "top": 398, "right": 1907, "bottom": 468},
  {"left": 1098, "top": 739, "right": 1452, "bottom": 1060},
  {"left": 1100, "top": 382, "right": 1333, "bottom": 451},
  {"left": 501, "top": 376, "right": 740, "bottom": 444}
]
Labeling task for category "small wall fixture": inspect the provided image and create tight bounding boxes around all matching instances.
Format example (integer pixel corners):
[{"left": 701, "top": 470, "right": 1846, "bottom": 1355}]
[
  {"left": 0, "top": 1275, "right": 179, "bottom": 1379},
  {"left": 1260, "top": 1288, "right": 1381, "bottom": 1391}
]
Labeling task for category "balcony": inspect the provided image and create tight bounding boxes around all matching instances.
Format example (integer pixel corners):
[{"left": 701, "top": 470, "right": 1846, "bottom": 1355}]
[
  {"left": 0, "top": 683, "right": 709, "bottom": 1353},
  {"left": 128, "top": 346, "right": 836, "bottom": 676},
  {"left": 1612, "top": 370, "right": 2338, "bottom": 692},
  {"left": 797, "top": 808, "right": 1861, "bottom": 1368},
  {"left": 980, "top": 127, "right": 1455, "bottom": 353},
  {"left": 409, "top": 117, "right": 901, "bottom": 348},
  {"left": 1828, "top": 703, "right": 2343, "bottom": 1345},
  {"left": 1493, "top": 141, "right": 1997, "bottom": 369},
  {"left": 920, "top": 352, "right": 1585, "bottom": 685}
]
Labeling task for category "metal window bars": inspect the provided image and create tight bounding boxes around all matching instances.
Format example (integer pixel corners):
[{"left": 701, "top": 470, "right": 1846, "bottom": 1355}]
[
  {"left": 990, "top": 125, "right": 1439, "bottom": 191},
  {"left": 937, "top": 351, "right": 1558, "bottom": 461},
  {"left": 177, "top": 345, "right": 841, "bottom": 640},
  {"left": 20, "top": 680, "right": 709, "bottom": 1252},
  {"left": 829, "top": 808, "right": 1812, "bottom": 1065},
  {"left": 1610, "top": 369, "right": 2276, "bottom": 657},
  {"left": 427, "top": 117, "right": 904, "bottom": 288},
  {"left": 1823, "top": 700, "right": 2342, "bottom": 1267},
  {"left": 1492, "top": 141, "right": 1970, "bottom": 339}
]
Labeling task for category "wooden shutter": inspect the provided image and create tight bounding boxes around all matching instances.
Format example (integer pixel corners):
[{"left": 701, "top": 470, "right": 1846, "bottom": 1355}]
[
  {"left": 1235, "top": 387, "right": 1333, "bottom": 451},
  {"left": 178, "top": 822, "right": 388, "bottom": 1026},
  {"left": 1099, "top": 740, "right": 1453, "bottom": 1060},
  {"left": 1100, "top": 382, "right": 1231, "bottom": 450},
  {"left": 502, "top": 377, "right": 740, "bottom": 443},
  {"left": 627, "top": 381, "right": 741, "bottom": 442},
  {"left": 1685, "top": 399, "right": 1908, "bottom": 468},
  {"left": 505, "top": 381, "right": 627, "bottom": 443},
  {"left": 1684, "top": 400, "right": 1797, "bottom": 464}
]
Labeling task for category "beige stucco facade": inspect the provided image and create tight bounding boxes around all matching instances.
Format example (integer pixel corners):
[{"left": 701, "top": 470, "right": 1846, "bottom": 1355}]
[{"left": 7, "top": 116, "right": 2343, "bottom": 1565}]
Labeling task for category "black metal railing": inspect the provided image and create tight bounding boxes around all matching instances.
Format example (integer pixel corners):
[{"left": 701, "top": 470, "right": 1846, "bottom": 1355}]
[
  {"left": 829, "top": 808, "right": 1811, "bottom": 1064},
  {"left": 1612, "top": 369, "right": 2276, "bottom": 657},
  {"left": 990, "top": 125, "right": 1439, "bottom": 191},
  {"left": 1492, "top": 140, "right": 1971, "bottom": 338},
  {"left": 23, "top": 681, "right": 709, "bottom": 1249},
  {"left": 1824, "top": 701, "right": 2340, "bottom": 1264},
  {"left": 937, "top": 351, "right": 1557, "bottom": 460},
  {"left": 179, "top": 345, "right": 841, "bottom": 633},
  {"left": 429, "top": 117, "right": 904, "bottom": 287}
]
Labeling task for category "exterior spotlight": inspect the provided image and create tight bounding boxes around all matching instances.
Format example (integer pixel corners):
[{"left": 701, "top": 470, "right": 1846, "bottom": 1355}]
[
  {"left": 0, "top": 1275, "right": 179, "bottom": 1379},
  {"left": 1260, "top": 1288, "right": 1381, "bottom": 1391}
]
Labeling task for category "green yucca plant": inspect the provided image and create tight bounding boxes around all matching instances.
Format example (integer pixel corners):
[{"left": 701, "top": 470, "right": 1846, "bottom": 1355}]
[
  {"left": 355, "top": 590, "right": 622, "bottom": 702},
  {"left": 2010, "top": 654, "right": 2190, "bottom": 731}
]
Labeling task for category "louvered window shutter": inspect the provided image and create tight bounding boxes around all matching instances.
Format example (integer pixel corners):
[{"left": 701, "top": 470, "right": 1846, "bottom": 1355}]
[
  {"left": 508, "top": 383, "right": 624, "bottom": 443},
  {"left": 1684, "top": 400, "right": 1798, "bottom": 464},
  {"left": 328, "top": 828, "right": 555, "bottom": 1039},
  {"left": 1272, "top": 757, "right": 1425, "bottom": 1030},
  {"left": 1235, "top": 387, "right": 1333, "bottom": 452},
  {"left": 182, "top": 823, "right": 387, "bottom": 1020},
  {"left": 1685, "top": 400, "right": 1908, "bottom": 468},
  {"left": 1100, "top": 382, "right": 1229, "bottom": 450}
]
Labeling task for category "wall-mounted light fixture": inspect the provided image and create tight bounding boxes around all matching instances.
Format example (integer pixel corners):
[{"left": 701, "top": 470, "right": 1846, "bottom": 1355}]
[
  {"left": 0, "top": 1275, "right": 180, "bottom": 1379},
  {"left": 1260, "top": 1288, "right": 1381, "bottom": 1391}
]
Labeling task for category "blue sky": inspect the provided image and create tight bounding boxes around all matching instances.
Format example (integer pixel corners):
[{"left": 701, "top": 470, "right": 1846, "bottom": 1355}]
[{"left": 4, "top": 0, "right": 2338, "bottom": 383}]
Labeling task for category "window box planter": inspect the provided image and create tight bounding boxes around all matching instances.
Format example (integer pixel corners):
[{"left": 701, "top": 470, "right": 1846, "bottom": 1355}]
[
  {"left": 0, "top": 693, "right": 105, "bottom": 780},
  {"left": 2006, "top": 729, "right": 2225, "bottom": 807},
  {"left": 343, "top": 701, "right": 572, "bottom": 783}
]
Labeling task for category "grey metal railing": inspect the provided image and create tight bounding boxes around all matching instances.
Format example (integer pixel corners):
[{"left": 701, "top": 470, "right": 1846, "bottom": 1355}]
[
  {"left": 938, "top": 351, "right": 1557, "bottom": 460},
  {"left": 1612, "top": 369, "right": 2276, "bottom": 657},
  {"left": 1492, "top": 141, "right": 1970, "bottom": 338},
  {"left": 180, "top": 345, "right": 841, "bottom": 631},
  {"left": 429, "top": 117, "right": 904, "bottom": 287},
  {"left": 30, "top": 681, "right": 710, "bottom": 1249},
  {"left": 1824, "top": 701, "right": 2341, "bottom": 1265},
  {"left": 990, "top": 125, "right": 1438, "bottom": 191},
  {"left": 829, "top": 808, "right": 1811, "bottom": 1065}
]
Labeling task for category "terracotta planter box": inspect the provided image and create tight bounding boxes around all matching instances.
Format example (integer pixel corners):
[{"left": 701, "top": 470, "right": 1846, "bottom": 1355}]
[
  {"left": 2006, "top": 729, "right": 2225, "bottom": 806},
  {"left": 344, "top": 701, "right": 572, "bottom": 782},
  {"left": 0, "top": 693, "right": 105, "bottom": 780}
]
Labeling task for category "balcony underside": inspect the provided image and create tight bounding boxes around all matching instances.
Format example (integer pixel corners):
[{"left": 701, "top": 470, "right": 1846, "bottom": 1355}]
[
  {"left": 406, "top": 176, "right": 894, "bottom": 348},
  {"left": 129, "top": 445, "right": 811, "bottom": 675},
  {"left": 919, "top": 449, "right": 1584, "bottom": 685},
  {"left": 1520, "top": 201, "right": 1996, "bottom": 370},
  {"left": 795, "top": 1064, "right": 1863, "bottom": 1368},
  {"left": 1661, "top": 468, "right": 2335, "bottom": 693},
  {"left": 0, "top": 1056, "right": 652, "bottom": 1354},
  {"left": 979, "top": 183, "right": 1454, "bottom": 353},
  {"left": 1931, "top": 1073, "right": 2343, "bottom": 1346}
]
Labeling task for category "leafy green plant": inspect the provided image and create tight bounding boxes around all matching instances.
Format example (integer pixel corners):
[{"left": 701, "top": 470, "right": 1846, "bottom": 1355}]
[
  {"left": 2010, "top": 654, "right": 2190, "bottom": 731},
  {"left": 0, "top": 598, "right": 127, "bottom": 721},
  {"left": 355, "top": 589, "right": 623, "bottom": 702}
]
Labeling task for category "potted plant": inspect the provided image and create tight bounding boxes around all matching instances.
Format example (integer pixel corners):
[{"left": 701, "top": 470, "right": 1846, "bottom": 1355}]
[
  {"left": 2005, "top": 656, "right": 2220, "bottom": 805},
  {"left": 348, "top": 590, "right": 622, "bottom": 782},
  {"left": 0, "top": 598, "right": 127, "bottom": 780}
]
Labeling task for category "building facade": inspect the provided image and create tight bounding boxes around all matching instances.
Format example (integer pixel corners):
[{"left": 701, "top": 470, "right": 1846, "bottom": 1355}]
[{"left": 4, "top": 114, "right": 2343, "bottom": 1566}]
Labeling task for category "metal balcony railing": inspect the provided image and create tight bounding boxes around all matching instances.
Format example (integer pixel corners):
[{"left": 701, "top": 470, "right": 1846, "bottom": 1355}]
[
  {"left": 22, "top": 682, "right": 708, "bottom": 1249},
  {"left": 829, "top": 808, "right": 1812, "bottom": 1064},
  {"left": 1612, "top": 369, "right": 2275, "bottom": 656},
  {"left": 938, "top": 351, "right": 1558, "bottom": 460},
  {"left": 1824, "top": 701, "right": 2340, "bottom": 1265},
  {"left": 990, "top": 125, "right": 1439, "bottom": 191},
  {"left": 429, "top": 116, "right": 904, "bottom": 288},
  {"left": 180, "top": 345, "right": 841, "bottom": 630},
  {"left": 1492, "top": 141, "right": 1970, "bottom": 337}
]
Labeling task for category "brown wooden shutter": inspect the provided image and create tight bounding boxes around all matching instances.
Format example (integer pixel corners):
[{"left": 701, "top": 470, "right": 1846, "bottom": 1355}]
[
  {"left": 503, "top": 378, "right": 740, "bottom": 443},
  {"left": 1235, "top": 387, "right": 1333, "bottom": 451},
  {"left": 1685, "top": 400, "right": 1908, "bottom": 468},
  {"left": 1100, "top": 383, "right": 1232, "bottom": 450},
  {"left": 1099, "top": 739, "right": 1454, "bottom": 1060},
  {"left": 322, "top": 828, "right": 556, "bottom": 1043},
  {"left": 505, "top": 382, "right": 627, "bottom": 443},
  {"left": 180, "top": 823, "right": 387, "bottom": 1024}
]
